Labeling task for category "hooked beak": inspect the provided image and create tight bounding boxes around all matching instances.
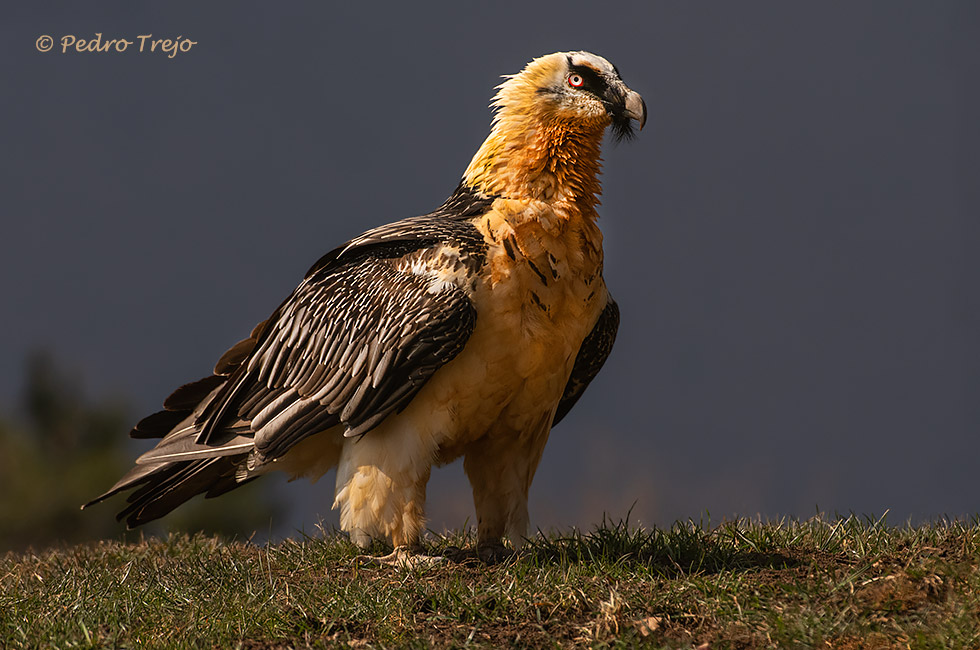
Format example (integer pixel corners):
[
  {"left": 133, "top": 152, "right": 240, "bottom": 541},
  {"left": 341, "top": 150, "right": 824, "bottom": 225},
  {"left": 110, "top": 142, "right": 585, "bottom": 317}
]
[
  {"left": 624, "top": 90, "right": 646, "bottom": 130},
  {"left": 607, "top": 83, "right": 647, "bottom": 141}
]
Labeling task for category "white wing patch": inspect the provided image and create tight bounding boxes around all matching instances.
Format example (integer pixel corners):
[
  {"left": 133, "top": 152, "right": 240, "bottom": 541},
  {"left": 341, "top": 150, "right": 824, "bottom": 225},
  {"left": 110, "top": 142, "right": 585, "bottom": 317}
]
[{"left": 396, "top": 245, "right": 470, "bottom": 295}]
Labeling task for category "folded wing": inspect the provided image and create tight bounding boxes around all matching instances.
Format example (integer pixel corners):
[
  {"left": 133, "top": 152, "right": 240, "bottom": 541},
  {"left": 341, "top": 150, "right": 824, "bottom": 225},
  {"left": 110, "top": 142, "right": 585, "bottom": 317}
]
[{"left": 85, "top": 213, "right": 487, "bottom": 526}]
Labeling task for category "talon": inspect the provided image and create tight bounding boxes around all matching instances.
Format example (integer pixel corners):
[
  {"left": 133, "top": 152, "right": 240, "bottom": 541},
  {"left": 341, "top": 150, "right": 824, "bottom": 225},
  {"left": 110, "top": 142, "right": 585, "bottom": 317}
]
[
  {"left": 354, "top": 545, "right": 445, "bottom": 569},
  {"left": 477, "top": 543, "right": 515, "bottom": 564}
]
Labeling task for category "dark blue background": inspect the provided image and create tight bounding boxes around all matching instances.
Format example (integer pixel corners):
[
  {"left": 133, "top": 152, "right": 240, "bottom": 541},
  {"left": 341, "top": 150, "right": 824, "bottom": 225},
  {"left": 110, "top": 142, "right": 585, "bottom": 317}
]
[{"left": 2, "top": 1, "right": 977, "bottom": 536}]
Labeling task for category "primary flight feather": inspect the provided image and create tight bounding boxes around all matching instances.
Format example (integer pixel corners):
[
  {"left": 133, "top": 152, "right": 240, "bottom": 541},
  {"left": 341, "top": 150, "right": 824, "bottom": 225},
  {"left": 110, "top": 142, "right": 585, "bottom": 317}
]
[{"left": 85, "top": 51, "right": 646, "bottom": 553}]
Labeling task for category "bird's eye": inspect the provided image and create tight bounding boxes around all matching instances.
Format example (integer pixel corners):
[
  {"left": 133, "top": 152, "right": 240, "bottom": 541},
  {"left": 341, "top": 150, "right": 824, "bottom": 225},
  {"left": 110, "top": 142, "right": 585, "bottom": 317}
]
[{"left": 568, "top": 74, "right": 584, "bottom": 88}]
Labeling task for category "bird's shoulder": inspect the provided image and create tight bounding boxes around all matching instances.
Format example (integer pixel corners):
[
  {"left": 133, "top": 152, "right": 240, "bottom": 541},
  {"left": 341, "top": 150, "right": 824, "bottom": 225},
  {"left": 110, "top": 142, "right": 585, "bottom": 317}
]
[{"left": 304, "top": 182, "right": 497, "bottom": 281}]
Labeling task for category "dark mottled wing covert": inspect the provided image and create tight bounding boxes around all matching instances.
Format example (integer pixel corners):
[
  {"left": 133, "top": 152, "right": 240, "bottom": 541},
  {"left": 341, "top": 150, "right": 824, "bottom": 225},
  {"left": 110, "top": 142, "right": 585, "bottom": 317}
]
[{"left": 552, "top": 297, "right": 619, "bottom": 427}]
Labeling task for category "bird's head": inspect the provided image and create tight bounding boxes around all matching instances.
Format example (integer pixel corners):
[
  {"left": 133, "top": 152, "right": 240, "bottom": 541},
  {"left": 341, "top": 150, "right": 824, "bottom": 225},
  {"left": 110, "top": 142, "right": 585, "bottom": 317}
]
[
  {"left": 465, "top": 51, "right": 644, "bottom": 203},
  {"left": 492, "top": 51, "right": 646, "bottom": 142}
]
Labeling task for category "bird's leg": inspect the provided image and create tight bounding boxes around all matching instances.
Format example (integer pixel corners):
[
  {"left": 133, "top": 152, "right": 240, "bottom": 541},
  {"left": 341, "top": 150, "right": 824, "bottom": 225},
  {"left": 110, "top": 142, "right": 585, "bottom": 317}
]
[
  {"left": 333, "top": 430, "right": 435, "bottom": 558},
  {"left": 464, "top": 426, "right": 549, "bottom": 559}
]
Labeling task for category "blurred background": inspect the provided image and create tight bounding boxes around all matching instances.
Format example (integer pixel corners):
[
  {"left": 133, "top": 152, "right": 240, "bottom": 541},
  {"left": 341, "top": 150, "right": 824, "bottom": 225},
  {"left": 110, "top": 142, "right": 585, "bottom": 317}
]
[{"left": 1, "top": 1, "right": 977, "bottom": 551}]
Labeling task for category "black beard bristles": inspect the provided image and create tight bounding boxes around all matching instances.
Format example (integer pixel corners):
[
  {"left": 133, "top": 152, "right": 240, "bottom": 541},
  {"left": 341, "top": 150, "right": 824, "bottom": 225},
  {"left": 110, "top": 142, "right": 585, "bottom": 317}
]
[{"left": 611, "top": 116, "right": 637, "bottom": 143}]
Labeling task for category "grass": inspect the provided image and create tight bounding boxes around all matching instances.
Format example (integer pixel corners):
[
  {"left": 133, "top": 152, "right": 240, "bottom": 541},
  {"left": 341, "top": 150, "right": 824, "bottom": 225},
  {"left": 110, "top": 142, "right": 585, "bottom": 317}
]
[{"left": 2, "top": 514, "right": 979, "bottom": 649}]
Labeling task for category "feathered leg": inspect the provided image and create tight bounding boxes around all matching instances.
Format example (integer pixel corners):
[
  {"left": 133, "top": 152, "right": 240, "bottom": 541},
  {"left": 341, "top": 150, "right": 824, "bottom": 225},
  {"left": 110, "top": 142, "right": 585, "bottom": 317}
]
[
  {"left": 463, "top": 419, "right": 551, "bottom": 555},
  {"left": 333, "top": 426, "right": 434, "bottom": 549}
]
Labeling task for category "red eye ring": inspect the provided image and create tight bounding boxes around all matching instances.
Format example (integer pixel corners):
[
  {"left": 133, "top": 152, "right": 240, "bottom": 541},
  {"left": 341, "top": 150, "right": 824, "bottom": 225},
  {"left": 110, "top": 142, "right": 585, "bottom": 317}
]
[{"left": 568, "top": 74, "right": 584, "bottom": 88}]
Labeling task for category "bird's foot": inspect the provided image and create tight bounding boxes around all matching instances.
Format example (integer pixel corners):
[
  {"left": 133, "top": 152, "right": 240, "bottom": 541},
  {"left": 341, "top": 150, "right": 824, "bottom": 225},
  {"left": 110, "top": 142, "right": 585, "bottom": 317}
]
[
  {"left": 477, "top": 542, "right": 515, "bottom": 564},
  {"left": 354, "top": 545, "right": 445, "bottom": 570}
]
